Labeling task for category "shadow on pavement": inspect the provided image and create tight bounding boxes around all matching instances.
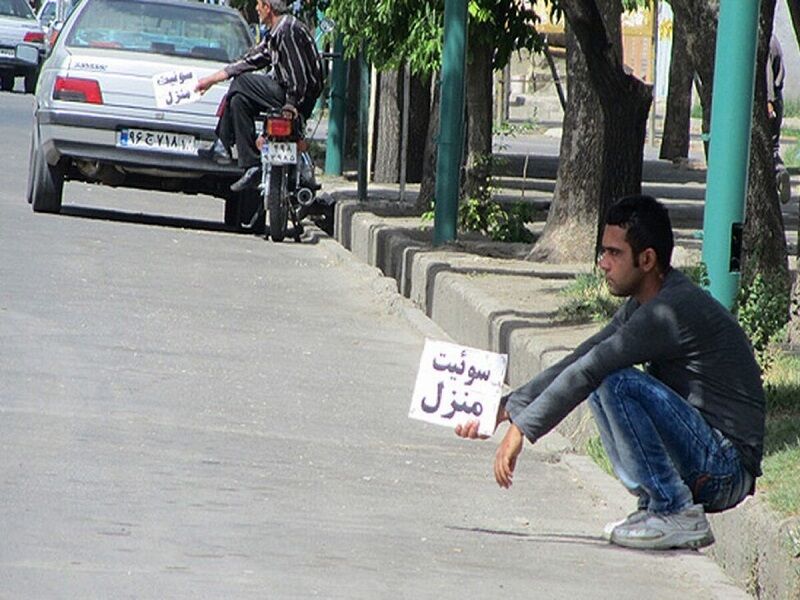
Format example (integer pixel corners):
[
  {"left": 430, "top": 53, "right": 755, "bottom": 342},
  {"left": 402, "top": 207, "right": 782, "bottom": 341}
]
[{"left": 60, "top": 205, "right": 235, "bottom": 233}]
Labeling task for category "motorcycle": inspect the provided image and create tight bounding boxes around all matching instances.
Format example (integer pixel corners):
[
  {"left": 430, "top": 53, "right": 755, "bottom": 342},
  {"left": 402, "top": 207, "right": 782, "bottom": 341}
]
[{"left": 258, "top": 111, "right": 334, "bottom": 243}]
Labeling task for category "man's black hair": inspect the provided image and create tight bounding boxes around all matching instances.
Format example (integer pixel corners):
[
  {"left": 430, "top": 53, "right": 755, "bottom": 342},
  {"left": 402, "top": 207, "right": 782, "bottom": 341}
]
[{"left": 605, "top": 195, "right": 674, "bottom": 272}]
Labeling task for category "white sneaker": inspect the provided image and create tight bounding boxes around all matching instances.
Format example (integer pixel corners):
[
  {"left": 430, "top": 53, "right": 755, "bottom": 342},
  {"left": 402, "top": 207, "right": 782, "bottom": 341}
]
[
  {"left": 610, "top": 504, "right": 714, "bottom": 551},
  {"left": 602, "top": 509, "right": 648, "bottom": 541}
]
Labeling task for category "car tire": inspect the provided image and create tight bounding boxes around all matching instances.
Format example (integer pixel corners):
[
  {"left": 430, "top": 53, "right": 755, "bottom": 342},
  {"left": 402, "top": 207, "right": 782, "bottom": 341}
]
[
  {"left": 24, "top": 69, "right": 38, "bottom": 94},
  {"left": 31, "top": 144, "right": 64, "bottom": 213},
  {"left": 0, "top": 74, "right": 14, "bottom": 91}
]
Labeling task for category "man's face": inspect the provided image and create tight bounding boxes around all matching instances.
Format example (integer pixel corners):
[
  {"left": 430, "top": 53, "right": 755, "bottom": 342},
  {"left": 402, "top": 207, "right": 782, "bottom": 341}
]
[
  {"left": 597, "top": 225, "right": 645, "bottom": 298},
  {"left": 256, "top": 0, "right": 271, "bottom": 24}
]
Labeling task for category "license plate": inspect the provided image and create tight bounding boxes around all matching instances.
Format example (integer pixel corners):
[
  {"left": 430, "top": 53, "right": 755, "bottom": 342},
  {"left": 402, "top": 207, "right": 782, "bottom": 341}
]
[
  {"left": 0, "top": 48, "right": 14, "bottom": 58},
  {"left": 117, "top": 128, "right": 196, "bottom": 154},
  {"left": 262, "top": 142, "right": 297, "bottom": 165}
]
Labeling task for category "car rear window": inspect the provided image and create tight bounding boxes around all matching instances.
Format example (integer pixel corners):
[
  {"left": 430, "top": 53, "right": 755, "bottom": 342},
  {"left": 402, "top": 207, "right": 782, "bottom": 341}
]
[
  {"left": 65, "top": 0, "right": 251, "bottom": 63},
  {"left": 0, "top": 0, "right": 36, "bottom": 19}
]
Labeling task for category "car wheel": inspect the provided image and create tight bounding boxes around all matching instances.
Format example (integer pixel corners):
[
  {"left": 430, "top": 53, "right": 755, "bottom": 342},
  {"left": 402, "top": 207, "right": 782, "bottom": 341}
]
[
  {"left": 24, "top": 69, "right": 38, "bottom": 94},
  {"left": 31, "top": 143, "right": 64, "bottom": 213},
  {"left": 0, "top": 74, "right": 14, "bottom": 91}
]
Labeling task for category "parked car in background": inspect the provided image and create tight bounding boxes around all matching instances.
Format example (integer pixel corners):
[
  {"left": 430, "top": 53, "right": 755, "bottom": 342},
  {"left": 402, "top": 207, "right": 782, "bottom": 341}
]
[
  {"left": 0, "top": 0, "right": 46, "bottom": 92},
  {"left": 28, "top": 0, "right": 260, "bottom": 229}
]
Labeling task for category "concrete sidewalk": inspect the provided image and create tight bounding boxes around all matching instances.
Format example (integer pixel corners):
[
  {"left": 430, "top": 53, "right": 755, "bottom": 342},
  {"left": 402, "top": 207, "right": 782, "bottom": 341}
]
[{"left": 326, "top": 186, "right": 800, "bottom": 599}]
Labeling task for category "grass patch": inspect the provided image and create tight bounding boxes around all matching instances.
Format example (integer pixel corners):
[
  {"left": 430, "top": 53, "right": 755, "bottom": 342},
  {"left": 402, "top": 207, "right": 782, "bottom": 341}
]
[
  {"left": 586, "top": 435, "right": 614, "bottom": 477},
  {"left": 760, "top": 352, "right": 800, "bottom": 517},
  {"left": 554, "top": 271, "right": 622, "bottom": 324}
]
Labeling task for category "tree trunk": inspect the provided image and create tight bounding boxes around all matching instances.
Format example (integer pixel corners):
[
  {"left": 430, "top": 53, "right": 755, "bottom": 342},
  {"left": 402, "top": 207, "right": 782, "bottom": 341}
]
[
  {"left": 417, "top": 78, "right": 440, "bottom": 212},
  {"left": 373, "top": 70, "right": 402, "bottom": 183},
  {"left": 787, "top": 0, "right": 800, "bottom": 52},
  {"left": 463, "top": 38, "right": 494, "bottom": 202},
  {"left": 659, "top": 13, "right": 693, "bottom": 161},
  {"left": 344, "top": 58, "right": 361, "bottom": 161},
  {"left": 406, "top": 73, "right": 431, "bottom": 184},
  {"left": 742, "top": 0, "right": 789, "bottom": 289},
  {"left": 529, "top": 0, "right": 651, "bottom": 262},
  {"left": 673, "top": 0, "right": 788, "bottom": 292},
  {"left": 668, "top": 2, "right": 717, "bottom": 160},
  {"left": 527, "top": 24, "right": 605, "bottom": 262}
]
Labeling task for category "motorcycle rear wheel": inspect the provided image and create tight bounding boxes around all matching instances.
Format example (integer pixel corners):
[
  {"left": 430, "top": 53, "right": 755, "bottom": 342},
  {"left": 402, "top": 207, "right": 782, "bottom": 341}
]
[{"left": 268, "top": 167, "right": 288, "bottom": 242}]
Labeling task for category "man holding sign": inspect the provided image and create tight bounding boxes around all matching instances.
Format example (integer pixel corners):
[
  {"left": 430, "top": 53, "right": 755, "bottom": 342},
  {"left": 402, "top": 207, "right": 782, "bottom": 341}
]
[{"left": 457, "top": 196, "right": 765, "bottom": 552}]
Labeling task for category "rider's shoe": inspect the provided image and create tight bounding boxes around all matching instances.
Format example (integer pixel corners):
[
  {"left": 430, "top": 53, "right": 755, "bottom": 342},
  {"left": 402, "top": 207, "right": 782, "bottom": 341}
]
[
  {"left": 777, "top": 169, "right": 791, "bottom": 204},
  {"left": 198, "top": 138, "right": 232, "bottom": 165},
  {"left": 230, "top": 165, "right": 262, "bottom": 192}
]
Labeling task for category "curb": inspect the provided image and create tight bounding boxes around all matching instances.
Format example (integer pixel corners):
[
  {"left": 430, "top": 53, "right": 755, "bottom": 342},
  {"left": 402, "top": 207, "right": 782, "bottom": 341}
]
[{"left": 331, "top": 196, "right": 800, "bottom": 599}]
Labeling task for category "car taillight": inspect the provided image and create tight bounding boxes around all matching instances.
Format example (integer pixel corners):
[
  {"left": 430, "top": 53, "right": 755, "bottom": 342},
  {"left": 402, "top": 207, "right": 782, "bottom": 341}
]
[
  {"left": 24, "top": 31, "right": 44, "bottom": 44},
  {"left": 266, "top": 117, "right": 292, "bottom": 138},
  {"left": 53, "top": 76, "right": 103, "bottom": 104}
]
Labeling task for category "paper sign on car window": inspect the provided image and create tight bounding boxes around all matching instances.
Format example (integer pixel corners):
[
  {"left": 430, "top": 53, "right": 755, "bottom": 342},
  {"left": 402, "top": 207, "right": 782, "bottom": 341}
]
[
  {"left": 152, "top": 70, "right": 201, "bottom": 109},
  {"left": 409, "top": 339, "right": 507, "bottom": 437}
]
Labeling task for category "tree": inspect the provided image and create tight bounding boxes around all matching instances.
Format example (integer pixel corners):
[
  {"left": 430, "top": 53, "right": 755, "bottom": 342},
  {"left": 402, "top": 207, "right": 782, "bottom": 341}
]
[
  {"left": 529, "top": 0, "right": 652, "bottom": 262},
  {"left": 669, "top": 0, "right": 788, "bottom": 293},
  {"left": 659, "top": 11, "right": 693, "bottom": 162},
  {"left": 322, "top": 0, "right": 539, "bottom": 210}
]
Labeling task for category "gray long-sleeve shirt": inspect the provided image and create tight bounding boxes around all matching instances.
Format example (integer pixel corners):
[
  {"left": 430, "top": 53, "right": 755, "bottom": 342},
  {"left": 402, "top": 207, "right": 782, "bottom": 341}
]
[{"left": 504, "top": 269, "right": 765, "bottom": 478}]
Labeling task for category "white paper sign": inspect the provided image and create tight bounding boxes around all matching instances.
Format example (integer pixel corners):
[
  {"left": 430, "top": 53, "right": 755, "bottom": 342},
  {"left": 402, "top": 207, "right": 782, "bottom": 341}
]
[
  {"left": 409, "top": 339, "right": 508, "bottom": 437},
  {"left": 152, "top": 70, "right": 201, "bottom": 109}
]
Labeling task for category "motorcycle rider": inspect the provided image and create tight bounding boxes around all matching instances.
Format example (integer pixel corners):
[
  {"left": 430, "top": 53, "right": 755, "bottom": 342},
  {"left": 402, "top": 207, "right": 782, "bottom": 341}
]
[{"left": 195, "top": 0, "right": 323, "bottom": 192}]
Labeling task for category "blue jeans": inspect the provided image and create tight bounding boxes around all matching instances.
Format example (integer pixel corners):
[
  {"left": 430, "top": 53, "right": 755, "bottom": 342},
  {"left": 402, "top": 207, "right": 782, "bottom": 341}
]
[{"left": 588, "top": 368, "right": 753, "bottom": 514}]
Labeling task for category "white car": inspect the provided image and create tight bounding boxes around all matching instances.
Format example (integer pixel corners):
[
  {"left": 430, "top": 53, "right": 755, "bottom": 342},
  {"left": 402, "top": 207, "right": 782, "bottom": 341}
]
[
  {"left": 28, "top": 0, "right": 262, "bottom": 229},
  {"left": 0, "top": 0, "right": 46, "bottom": 92}
]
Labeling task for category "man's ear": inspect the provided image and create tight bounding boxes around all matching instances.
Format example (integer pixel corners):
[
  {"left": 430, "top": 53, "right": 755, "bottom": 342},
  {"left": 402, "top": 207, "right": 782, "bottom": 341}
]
[{"left": 639, "top": 248, "right": 659, "bottom": 273}]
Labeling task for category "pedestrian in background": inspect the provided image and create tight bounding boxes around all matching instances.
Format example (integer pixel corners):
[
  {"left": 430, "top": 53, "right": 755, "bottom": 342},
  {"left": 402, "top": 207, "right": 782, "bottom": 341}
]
[{"left": 768, "top": 33, "right": 790, "bottom": 204}]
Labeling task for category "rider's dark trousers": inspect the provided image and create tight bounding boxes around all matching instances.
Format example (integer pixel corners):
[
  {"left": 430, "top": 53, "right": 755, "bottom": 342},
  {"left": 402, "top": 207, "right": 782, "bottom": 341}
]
[{"left": 216, "top": 72, "right": 286, "bottom": 169}]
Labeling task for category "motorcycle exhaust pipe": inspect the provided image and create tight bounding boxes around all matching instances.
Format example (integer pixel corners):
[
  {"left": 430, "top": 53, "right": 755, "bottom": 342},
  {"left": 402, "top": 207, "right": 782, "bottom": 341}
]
[{"left": 297, "top": 187, "right": 315, "bottom": 207}]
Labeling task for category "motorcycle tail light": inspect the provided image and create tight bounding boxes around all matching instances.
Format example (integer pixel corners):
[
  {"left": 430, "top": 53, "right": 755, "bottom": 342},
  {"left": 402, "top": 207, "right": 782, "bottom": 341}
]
[
  {"left": 53, "top": 76, "right": 103, "bottom": 104},
  {"left": 24, "top": 31, "right": 44, "bottom": 43},
  {"left": 266, "top": 117, "right": 292, "bottom": 138}
]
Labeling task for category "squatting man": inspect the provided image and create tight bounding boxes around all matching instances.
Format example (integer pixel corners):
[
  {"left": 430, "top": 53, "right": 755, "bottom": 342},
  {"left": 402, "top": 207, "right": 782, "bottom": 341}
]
[{"left": 456, "top": 195, "right": 764, "bottom": 551}]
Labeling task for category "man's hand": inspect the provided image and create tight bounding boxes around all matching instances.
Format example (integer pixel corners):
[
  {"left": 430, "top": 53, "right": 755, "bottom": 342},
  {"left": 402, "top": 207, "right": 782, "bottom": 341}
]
[
  {"left": 195, "top": 70, "right": 228, "bottom": 94},
  {"left": 454, "top": 406, "right": 509, "bottom": 439},
  {"left": 493, "top": 424, "right": 524, "bottom": 489},
  {"left": 768, "top": 101, "right": 776, "bottom": 119}
]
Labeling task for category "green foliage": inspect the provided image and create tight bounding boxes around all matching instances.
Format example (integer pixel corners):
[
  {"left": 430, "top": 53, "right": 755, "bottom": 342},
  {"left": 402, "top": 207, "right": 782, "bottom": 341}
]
[
  {"left": 459, "top": 197, "right": 534, "bottom": 243},
  {"left": 586, "top": 435, "right": 614, "bottom": 477},
  {"left": 555, "top": 263, "right": 711, "bottom": 325},
  {"left": 493, "top": 117, "right": 539, "bottom": 138},
  {"left": 322, "top": 0, "right": 540, "bottom": 75},
  {"left": 681, "top": 262, "right": 710, "bottom": 288},
  {"left": 420, "top": 197, "right": 534, "bottom": 243},
  {"left": 736, "top": 273, "right": 791, "bottom": 370},
  {"left": 757, "top": 347, "right": 800, "bottom": 516},
  {"left": 555, "top": 270, "right": 622, "bottom": 324}
]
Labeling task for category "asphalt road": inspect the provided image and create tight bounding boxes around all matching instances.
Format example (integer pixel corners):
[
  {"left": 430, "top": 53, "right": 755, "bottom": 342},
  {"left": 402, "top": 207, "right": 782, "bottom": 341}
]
[{"left": 0, "top": 91, "right": 751, "bottom": 599}]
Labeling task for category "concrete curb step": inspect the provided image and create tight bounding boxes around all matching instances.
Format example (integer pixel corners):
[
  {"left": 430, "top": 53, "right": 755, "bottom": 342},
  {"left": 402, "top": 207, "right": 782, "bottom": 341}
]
[{"left": 332, "top": 195, "right": 800, "bottom": 600}]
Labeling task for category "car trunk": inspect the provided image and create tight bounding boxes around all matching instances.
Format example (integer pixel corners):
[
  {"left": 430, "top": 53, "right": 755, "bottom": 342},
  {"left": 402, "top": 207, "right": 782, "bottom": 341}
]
[{"left": 63, "top": 47, "right": 229, "bottom": 127}]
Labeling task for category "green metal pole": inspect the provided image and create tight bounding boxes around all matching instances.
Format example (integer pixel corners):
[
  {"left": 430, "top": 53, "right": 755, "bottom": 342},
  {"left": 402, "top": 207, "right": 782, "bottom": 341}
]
[
  {"left": 324, "top": 35, "right": 346, "bottom": 176},
  {"left": 433, "top": 0, "right": 467, "bottom": 245},
  {"left": 701, "top": 0, "right": 761, "bottom": 309},
  {"left": 358, "top": 49, "right": 369, "bottom": 202}
]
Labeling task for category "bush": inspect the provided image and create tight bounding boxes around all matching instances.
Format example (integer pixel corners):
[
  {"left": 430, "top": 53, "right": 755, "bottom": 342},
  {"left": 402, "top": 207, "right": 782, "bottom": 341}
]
[{"left": 736, "top": 273, "right": 791, "bottom": 370}]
